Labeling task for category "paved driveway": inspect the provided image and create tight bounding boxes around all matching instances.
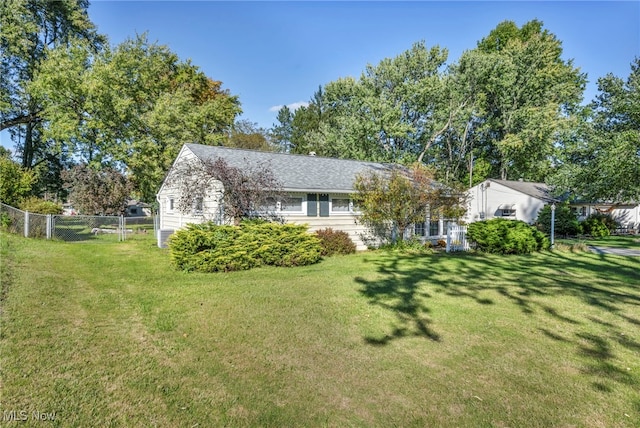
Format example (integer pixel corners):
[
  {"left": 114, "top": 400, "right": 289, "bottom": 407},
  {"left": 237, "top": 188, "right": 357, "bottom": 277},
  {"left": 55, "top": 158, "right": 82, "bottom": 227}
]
[{"left": 588, "top": 246, "right": 640, "bottom": 256}]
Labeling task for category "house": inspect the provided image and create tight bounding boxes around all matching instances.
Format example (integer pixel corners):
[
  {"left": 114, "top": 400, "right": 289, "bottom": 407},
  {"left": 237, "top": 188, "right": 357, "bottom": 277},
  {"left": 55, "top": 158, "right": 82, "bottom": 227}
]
[
  {"left": 465, "top": 179, "right": 556, "bottom": 224},
  {"left": 125, "top": 200, "right": 152, "bottom": 217},
  {"left": 156, "top": 144, "right": 379, "bottom": 249},
  {"left": 570, "top": 201, "right": 639, "bottom": 233},
  {"left": 157, "top": 144, "right": 458, "bottom": 249}
]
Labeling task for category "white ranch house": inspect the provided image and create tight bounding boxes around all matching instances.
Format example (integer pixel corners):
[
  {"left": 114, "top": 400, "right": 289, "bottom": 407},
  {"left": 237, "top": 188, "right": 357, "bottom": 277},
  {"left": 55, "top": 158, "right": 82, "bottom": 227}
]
[
  {"left": 157, "top": 144, "right": 452, "bottom": 250},
  {"left": 465, "top": 178, "right": 639, "bottom": 233},
  {"left": 465, "top": 179, "right": 556, "bottom": 224}
]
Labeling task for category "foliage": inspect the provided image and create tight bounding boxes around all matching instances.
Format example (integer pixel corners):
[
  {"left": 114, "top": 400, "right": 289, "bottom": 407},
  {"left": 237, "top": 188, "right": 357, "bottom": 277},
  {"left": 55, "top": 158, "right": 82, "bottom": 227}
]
[
  {"left": 169, "top": 220, "right": 322, "bottom": 272},
  {"left": 62, "top": 164, "right": 132, "bottom": 215},
  {"left": 535, "top": 203, "right": 581, "bottom": 236},
  {"left": 581, "top": 213, "right": 618, "bottom": 238},
  {"left": 277, "top": 21, "right": 585, "bottom": 186},
  {"left": 169, "top": 156, "right": 284, "bottom": 225},
  {"left": 379, "top": 236, "right": 434, "bottom": 255},
  {"left": 550, "top": 59, "right": 640, "bottom": 202},
  {"left": 271, "top": 105, "right": 294, "bottom": 152},
  {"left": 315, "top": 228, "right": 356, "bottom": 256},
  {"left": 467, "top": 218, "right": 549, "bottom": 254},
  {"left": 227, "top": 119, "right": 274, "bottom": 151},
  {"left": 0, "top": 0, "right": 105, "bottom": 170},
  {"left": 0, "top": 156, "right": 36, "bottom": 206},
  {"left": 29, "top": 34, "right": 242, "bottom": 202},
  {"left": 353, "top": 163, "right": 463, "bottom": 243},
  {"left": 19, "top": 196, "right": 62, "bottom": 214}
]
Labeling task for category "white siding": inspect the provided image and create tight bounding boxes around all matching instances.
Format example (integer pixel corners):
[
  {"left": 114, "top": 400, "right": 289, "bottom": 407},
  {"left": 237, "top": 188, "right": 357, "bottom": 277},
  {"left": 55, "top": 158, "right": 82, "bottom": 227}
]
[{"left": 466, "top": 180, "right": 546, "bottom": 224}]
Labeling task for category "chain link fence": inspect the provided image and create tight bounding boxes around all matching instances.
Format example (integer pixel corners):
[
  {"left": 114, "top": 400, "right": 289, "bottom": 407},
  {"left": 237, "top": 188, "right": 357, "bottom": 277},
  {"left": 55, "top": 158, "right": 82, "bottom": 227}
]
[{"left": 1, "top": 202, "right": 157, "bottom": 242}]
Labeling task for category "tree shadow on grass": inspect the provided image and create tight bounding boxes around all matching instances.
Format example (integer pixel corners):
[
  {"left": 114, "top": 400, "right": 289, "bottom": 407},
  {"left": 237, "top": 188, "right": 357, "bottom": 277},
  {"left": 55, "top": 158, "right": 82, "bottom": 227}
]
[{"left": 356, "top": 249, "right": 640, "bottom": 392}]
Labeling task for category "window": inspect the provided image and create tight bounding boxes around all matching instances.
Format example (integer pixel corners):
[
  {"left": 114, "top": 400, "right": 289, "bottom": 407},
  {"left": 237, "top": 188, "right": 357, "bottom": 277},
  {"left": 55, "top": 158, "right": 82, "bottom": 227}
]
[
  {"left": 281, "top": 197, "right": 302, "bottom": 212},
  {"left": 414, "top": 222, "right": 426, "bottom": 237},
  {"left": 168, "top": 197, "right": 175, "bottom": 213},
  {"left": 499, "top": 204, "right": 516, "bottom": 217},
  {"left": 429, "top": 220, "right": 439, "bottom": 236},
  {"left": 130, "top": 207, "right": 138, "bottom": 215},
  {"left": 194, "top": 197, "right": 204, "bottom": 214},
  {"left": 258, "top": 197, "right": 278, "bottom": 212},
  {"left": 332, "top": 198, "right": 350, "bottom": 212}
]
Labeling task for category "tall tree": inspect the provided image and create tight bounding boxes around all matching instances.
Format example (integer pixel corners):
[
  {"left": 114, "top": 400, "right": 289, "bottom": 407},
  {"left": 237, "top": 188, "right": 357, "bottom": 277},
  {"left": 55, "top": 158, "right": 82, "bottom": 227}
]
[
  {"left": 271, "top": 105, "right": 293, "bottom": 152},
  {"left": 0, "top": 0, "right": 104, "bottom": 169},
  {"left": 550, "top": 58, "right": 640, "bottom": 201},
  {"left": 475, "top": 20, "right": 586, "bottom": 181},
  {"left": 30, "top": 34, "right": 242, "bottom": 201}
]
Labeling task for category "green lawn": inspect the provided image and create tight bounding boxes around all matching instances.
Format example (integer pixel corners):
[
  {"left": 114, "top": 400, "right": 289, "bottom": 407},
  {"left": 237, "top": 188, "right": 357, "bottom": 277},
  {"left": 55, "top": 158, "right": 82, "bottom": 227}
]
[
  {"left": 1, "top": 232, "right": 639, "bottom": 427},
  {"left": 559, "top": 234, "right": 640, "bottom": 250}
]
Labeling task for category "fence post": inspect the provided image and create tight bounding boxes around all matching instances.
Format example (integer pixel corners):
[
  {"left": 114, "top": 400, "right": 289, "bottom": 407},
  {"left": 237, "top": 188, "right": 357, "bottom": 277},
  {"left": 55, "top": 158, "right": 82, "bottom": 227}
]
[
  {"left": 446, "top": 224, "right": 451, "bottom": 253},
  {"left": 119, "top": 215, "right": 125, "bottom": 241},
  {"left": 24, "top": 211, "right": 29, "bottom": 238},
  {"left": 46, "top": 214, "right": 52, "bottom": 239}
]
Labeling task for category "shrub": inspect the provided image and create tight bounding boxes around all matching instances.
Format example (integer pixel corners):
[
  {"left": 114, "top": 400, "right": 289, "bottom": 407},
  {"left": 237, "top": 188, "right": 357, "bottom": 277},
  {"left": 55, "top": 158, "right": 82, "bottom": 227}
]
[
  {"left": 379, "top": 237, "right": 433, "bottom": 254},
  {"left": 581, "top": 213, "right": 618, "bottom": 237},
  {"left": 467, "top": 218, "right": 549, "bottom": 254},
  {"left": 169, "top": 220, "right": 322, "bottom": 272},
  {"left": 535, "top": 203, "right": 581, "bottom": 237},
  {"left": 19, "top": 197, "right": 63, "bottom": 214},
  {"left": 315, "top": 228, "right": 356, "bottom": 256}
]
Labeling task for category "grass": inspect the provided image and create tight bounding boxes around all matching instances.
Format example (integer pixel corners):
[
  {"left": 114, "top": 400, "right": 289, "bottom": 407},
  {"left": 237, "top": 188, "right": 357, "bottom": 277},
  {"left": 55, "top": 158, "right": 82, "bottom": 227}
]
[
  {"left": 1, "top": 232, "right": 639, "bottom": 427},
  {"left": 559, "top": 234, "right": 640, "bottom": 250}
]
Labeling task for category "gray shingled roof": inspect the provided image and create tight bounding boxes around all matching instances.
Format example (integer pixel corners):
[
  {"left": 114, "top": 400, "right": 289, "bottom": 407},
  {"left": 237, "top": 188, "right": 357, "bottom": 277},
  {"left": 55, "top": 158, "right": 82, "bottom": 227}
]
[
  {"left": 489, "top": 179, "right": 557, "bottom": 202},
  {"left": 185, "top": 144, "right": 397, "bottom": 192}
]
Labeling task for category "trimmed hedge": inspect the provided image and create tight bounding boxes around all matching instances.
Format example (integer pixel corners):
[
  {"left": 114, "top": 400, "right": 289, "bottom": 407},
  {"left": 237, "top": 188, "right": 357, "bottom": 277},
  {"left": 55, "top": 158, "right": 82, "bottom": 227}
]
[
  {"left": 315, "top": 228, "right": 356, "bottom": 256},
  {"left": 169, "top": 220, "right": 322, "bottom": 272},
  {"left": 467, "top": 218, "right": 549, "bottom": 254}
]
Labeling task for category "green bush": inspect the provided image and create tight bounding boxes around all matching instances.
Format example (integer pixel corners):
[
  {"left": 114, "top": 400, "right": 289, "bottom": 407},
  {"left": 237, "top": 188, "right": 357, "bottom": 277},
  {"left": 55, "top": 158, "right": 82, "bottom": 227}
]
[
  {"left": 581, "top": 213, "right": 618, "bottom": 237},
  {"left": 169, "top": 220, "right": 322, "bottom": 272},
  {"left": 467, "top": 218, "right": 549, "bottom": 254},
  {"left": 315, "top": 228, "right": 356, "bottom": 256},
  {"left": 535, "top": 203, "right": 582, "bottom": 237},
  {"left": 19, "top": 197, "right": 63, "bottom": 214}
]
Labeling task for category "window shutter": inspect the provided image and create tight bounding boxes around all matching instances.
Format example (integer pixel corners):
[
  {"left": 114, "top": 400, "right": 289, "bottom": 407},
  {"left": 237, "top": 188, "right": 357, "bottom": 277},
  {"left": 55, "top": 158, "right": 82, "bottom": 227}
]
[
  {"left": 307, "top": 194, "right": 317, "bottom": 216},
  {"left": 319, "top": 194, "right": 329, "bottom": 217}
]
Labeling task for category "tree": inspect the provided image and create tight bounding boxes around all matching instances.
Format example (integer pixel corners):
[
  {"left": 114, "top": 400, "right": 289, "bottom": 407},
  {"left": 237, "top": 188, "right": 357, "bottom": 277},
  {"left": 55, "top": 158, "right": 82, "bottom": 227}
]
[
  {"left": 169, "top": 157, "right": 284, "bottom": 225},
  {"left": 62, "top": 164, "right": 132, "bottom": 215},
  {"left": 227, "top": 119, "right": 273, "bottom": 151},
  {"left": 474, "top": 20, "right": 586, "bottom": 181},
  {"left": 352, "top": 164, "right": 457, "bottom": 243},
  {"left": 0, "top": 155, "right": 36, "bottom": 206},
  {"left": 534, "top": 202, "right": 581, "bottom": 237},
  {"left": 550, "top": 58, "right": 640, "bottom": 202},
  {"left": 271, "top": 105, "right": 293, "bottom": 152},
  {"left": 29, "top": 34, "right": 242, "bottom": 201},
  {"left": 0, "top": 0, "right": 105, "bottom": 169}
]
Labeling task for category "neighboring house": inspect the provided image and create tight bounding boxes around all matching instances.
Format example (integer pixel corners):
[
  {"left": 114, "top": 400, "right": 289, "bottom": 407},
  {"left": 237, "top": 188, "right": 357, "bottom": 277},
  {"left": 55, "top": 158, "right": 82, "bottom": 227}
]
[
  {"left": 157, "top": 144, "right": 450, "bottom": 249},
  {"left": 125, "top": 200, "right": 152, "bottom": 217},
  {"left": 571, "top": 201, "right": 639, "bottom": 233},
  {"left": 465, "top": 179, "right": 556, "bottom": 224},
  {"left": 465, "top": 178, "right": 640, "bottom": 233}
]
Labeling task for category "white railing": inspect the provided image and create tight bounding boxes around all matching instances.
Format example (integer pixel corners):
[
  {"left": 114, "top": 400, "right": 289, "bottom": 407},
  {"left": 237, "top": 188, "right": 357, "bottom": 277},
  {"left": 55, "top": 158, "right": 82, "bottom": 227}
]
[{"left": 446, "top": 224, "right": 469, "bottom": 252}]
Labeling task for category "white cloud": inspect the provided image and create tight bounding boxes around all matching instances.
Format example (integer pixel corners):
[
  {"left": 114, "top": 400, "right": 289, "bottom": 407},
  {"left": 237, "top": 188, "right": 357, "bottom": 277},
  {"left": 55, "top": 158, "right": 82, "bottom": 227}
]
[{"left": 268, "top": 101, "right": 309, "bottom": 113}]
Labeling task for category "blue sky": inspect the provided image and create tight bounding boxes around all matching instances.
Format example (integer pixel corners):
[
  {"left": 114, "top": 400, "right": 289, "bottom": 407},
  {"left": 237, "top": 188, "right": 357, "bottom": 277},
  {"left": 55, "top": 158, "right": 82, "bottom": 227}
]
[{"left": 1, "top": 1, "right": 639, "bottom": 149}]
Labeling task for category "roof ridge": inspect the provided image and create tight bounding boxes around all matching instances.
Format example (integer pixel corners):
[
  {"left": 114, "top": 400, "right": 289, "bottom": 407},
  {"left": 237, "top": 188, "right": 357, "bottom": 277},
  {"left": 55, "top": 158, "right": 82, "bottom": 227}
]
[{"left": 185, "top": 143, "right": 392, "bottom": 167}]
